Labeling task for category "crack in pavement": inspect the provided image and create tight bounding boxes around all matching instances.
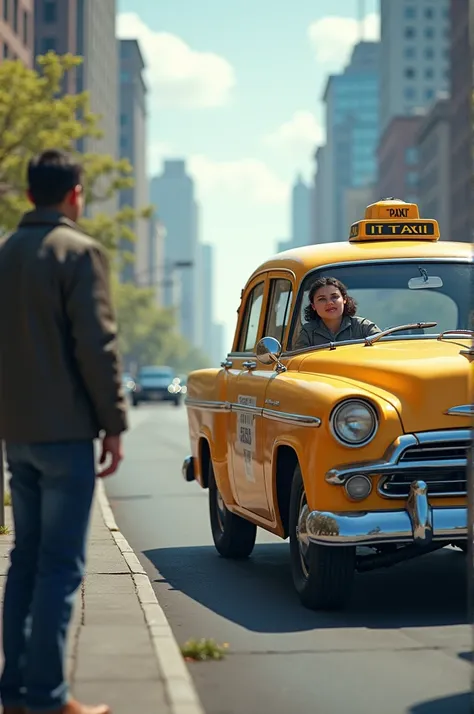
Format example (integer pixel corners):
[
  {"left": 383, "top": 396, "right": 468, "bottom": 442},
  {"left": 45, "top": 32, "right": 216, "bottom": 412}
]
[
  {"left": 220, "top": 645, "right": 467, "bottom": 657},
  {"left": 87, "top": 571, "right": 131, "bottom": 575}
]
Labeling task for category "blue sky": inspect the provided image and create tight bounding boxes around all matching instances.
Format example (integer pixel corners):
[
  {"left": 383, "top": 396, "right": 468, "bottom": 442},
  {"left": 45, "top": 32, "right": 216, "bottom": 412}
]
[{"left": 117, "top": 0, "right": 380, "bottom": 350}]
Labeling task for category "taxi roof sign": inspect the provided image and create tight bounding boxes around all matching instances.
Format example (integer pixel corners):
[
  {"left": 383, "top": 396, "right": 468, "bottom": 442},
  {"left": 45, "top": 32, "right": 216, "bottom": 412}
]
[
  {"left": 349, "top": 198, "right": 440, "bottom": 243},
  {"left": 364, "top": 198, "right": 419, "bottom": 220}
]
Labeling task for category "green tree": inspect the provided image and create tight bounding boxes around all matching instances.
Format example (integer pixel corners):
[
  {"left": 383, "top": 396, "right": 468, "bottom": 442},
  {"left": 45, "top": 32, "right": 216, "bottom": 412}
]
[
  {"left": 0, "top": 52, "right": 204, "bottom": 371},
  {"left": 0, "top": 52, "right": 151, "bottom": 254},
  {"left": 112, "top": 278, "right": 211, "bottom": 373}
]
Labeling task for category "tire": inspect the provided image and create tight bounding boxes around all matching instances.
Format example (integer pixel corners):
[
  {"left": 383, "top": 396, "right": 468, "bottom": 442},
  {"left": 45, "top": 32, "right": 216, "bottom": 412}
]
[
  {"left": 208, "top": 460, "right": 256, "bottom": 559},
  {"left": 289, "top": 464, "right": 355, "bottom": 611}
]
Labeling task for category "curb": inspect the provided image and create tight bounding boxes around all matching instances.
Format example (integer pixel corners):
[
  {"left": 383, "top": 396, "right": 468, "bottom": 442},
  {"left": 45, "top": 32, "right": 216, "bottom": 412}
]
[{"left": 96, "top": 481, "right": 206, "bottom": 714}]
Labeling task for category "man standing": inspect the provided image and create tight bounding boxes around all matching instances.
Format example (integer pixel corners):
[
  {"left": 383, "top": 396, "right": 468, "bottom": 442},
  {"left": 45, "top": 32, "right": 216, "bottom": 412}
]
[{"left": 0, "top": 150, "right": 128, "bottom": 714}]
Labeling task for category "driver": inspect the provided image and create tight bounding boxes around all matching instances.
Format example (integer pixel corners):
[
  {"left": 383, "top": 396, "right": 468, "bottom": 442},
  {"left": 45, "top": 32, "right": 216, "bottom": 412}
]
[{"left": 294, "top": 277, "right": 381, "bottom": 349}]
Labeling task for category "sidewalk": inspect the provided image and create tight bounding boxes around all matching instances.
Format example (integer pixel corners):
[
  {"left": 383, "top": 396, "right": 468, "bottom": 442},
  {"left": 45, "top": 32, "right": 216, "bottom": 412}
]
[{"left": 0, "top": 482, "right": 205, "bottom": 714}]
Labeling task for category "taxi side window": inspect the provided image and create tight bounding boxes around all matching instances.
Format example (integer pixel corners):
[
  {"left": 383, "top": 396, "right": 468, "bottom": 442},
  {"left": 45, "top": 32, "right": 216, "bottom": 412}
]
[
  {"left": 263, "top": 278, "right": 293, "bottom": 346},
  {"left": 237, "top": 282, "right": 265, "bottom": 352}
]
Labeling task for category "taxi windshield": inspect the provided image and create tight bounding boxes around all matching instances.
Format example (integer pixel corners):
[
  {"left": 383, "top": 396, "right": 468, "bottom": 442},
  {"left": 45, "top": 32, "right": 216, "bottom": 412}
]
[{"left": 290, "top": 260, "right": 471, "bottom": 349}]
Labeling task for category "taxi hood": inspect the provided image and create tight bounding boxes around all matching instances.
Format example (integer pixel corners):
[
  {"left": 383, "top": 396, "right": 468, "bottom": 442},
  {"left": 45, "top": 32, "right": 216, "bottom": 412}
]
[{"left": 297, "top": 338, "right": 471, "bottom": 434}]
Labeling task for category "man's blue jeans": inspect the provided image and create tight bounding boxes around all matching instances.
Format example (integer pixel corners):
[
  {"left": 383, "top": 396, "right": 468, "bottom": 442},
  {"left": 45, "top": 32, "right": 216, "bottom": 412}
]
[{"left": 0, "top": 441, "right": 96, "bottom": 711}]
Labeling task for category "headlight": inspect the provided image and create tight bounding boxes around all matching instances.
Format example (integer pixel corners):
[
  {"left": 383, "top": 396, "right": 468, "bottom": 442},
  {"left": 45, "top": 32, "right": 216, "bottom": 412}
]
[{"left": 330, "top": 399, "right": 378, "bottom": 447}]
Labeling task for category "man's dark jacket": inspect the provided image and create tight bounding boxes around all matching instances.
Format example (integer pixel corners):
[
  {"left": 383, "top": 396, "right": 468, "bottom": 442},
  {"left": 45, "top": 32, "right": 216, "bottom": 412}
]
[{"left": 0, "top": 209, "right": 128, "bottom": 443}]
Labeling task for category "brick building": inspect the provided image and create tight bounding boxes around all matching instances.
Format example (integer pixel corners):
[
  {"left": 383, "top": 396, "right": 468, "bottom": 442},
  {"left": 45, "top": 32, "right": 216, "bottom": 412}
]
[{"left": 0, "top": 0, "right": 34, "bottom": 66}]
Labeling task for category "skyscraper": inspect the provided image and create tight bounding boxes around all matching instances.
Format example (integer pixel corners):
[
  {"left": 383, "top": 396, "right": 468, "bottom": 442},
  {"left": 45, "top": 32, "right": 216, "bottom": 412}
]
[
  {"left": 380, "top": 0, "right": 450, "bottom": 134},
  {"left": 150, "top": 160, "right": 199, "bottom": 345},
  {"left": 416, "top": 96, "right": 451, "bottom": 237},
  {"left": 290, "top": 175, "right": 311, "bottom": 247},
  {"left": 34, "top": 0, "right": 118, "bottom": 215},
  {"left": 312, "top": 145, "right": 330, "bottom": 244},
  {"left": 449, "top": 0, "right": 471, "bottom": 242},
  {"left": 318, "top": 41, "right": 379, "bottom": 243},
  {"left": 377, "top": 115, "right": 423, "bottom": 203},
  {"left": 118, "top": 39, "right": 149, "bottom": 282},
  {"left": 1, "top": 0, "right": 34, "bottom": 66}
]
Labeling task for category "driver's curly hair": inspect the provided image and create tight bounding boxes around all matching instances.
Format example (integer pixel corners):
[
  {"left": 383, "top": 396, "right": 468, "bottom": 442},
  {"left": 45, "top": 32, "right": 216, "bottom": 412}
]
[{"left": 304, "top": 277, "right": 357, "bottom": 323}]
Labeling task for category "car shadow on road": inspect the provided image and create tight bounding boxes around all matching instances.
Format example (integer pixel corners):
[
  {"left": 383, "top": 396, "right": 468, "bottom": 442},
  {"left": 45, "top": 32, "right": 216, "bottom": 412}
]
[
  {"left": 409, "top": 692, "right": 471, "bottom": 713},
  {"left": 143, "top": 542, "right": 468, "bottom": 634}
]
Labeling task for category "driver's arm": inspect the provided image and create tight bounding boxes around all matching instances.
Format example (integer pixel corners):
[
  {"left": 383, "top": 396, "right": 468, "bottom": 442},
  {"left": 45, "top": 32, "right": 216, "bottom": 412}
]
[{"left": 360, "top": 319, "right": 381, "bottom": 337}]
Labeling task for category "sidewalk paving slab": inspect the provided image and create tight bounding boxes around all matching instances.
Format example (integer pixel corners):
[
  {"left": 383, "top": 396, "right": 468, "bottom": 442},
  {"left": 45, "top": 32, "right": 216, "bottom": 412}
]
[{"left": 0, "top": 482, "right": 205, "bottom": 714}]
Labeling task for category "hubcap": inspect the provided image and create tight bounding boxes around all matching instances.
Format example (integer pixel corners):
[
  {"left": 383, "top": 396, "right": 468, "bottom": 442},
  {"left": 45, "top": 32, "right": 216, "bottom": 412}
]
[
  {"left": 216, "top": 489, "right": 226, "bottom": 531},
  {"left": 296, "top": 492, "right": 310, "bottom": 578}
]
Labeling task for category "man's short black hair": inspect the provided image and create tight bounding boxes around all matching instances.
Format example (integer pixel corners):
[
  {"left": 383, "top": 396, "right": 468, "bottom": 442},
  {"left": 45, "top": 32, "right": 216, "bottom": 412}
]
[{"left": 27, "top": 149, "right": 83, "bottom": 207}]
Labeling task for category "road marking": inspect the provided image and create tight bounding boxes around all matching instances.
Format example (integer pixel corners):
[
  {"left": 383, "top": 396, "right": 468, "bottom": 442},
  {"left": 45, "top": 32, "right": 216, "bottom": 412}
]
[{"left": 96, "top": 480, "right": 205, "bottom": 714}]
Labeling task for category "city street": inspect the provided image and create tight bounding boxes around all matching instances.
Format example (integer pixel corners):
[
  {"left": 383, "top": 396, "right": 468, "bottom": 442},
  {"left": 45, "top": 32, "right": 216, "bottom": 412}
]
[{"left": 106, "top": 403, "right": 471, "bottom": 714}]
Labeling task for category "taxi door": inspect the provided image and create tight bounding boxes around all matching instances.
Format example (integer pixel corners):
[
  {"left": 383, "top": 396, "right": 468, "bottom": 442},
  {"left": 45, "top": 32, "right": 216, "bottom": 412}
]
[
  {"left": 225, "top": 274, "right": 270, "bottom": 519},
  {"left": 226, "top": 272, "right": 294, "bottom": 520}
]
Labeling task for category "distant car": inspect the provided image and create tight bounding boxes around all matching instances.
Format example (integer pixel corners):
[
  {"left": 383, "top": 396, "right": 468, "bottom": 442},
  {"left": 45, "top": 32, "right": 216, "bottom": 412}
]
[{"left": 132, "top": 366, "right": 181, "bottom": 407}]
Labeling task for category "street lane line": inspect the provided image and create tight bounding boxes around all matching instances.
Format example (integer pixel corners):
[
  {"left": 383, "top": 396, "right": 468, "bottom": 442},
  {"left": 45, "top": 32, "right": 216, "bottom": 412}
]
[{"left": 96, "top": 480, "right": 206, "bottom": 714}]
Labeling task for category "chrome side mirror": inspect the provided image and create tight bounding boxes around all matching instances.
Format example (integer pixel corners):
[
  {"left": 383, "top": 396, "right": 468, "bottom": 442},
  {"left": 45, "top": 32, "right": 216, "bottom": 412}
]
[{"left": 256, "top": 337, "right": 286, "bottom": 372}]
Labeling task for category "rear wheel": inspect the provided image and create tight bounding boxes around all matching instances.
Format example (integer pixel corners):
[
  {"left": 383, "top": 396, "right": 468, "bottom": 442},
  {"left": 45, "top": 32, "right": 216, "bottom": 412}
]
[
  {"left": 209, "top": 461, "right": 256, "bottom": 559},
  {"left": 289, "top": 465, "right": 355, "bottom": 611}
]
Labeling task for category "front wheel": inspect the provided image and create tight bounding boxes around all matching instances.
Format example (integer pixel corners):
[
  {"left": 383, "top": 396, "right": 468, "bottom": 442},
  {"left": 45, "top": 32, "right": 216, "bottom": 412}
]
[
  {"left": 209, "top": 461, "right": 256, "bottom": 559},
  {"left": 289, "top": 465, "right": 355, "bottom": 611}
]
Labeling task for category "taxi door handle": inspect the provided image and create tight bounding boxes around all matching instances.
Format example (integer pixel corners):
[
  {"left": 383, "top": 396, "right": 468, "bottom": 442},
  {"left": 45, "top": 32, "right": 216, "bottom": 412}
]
[{"left": 242, "top": 360, "right": 257, "bottom": 370}]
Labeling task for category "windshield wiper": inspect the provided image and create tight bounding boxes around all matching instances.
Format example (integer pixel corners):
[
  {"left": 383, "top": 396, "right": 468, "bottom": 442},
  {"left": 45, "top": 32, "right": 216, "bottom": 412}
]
[
  {"left": 437, "top": 330, "right": 474, "bottom": 342},
  {"left": 364, "top": 322, "right": 437, "bottom": 346}
]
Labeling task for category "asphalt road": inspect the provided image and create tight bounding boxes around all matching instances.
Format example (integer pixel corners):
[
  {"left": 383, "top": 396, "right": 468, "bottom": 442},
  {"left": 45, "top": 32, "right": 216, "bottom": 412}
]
[{"left": 105, "top": 403, "right": 472, "bottom": 714}]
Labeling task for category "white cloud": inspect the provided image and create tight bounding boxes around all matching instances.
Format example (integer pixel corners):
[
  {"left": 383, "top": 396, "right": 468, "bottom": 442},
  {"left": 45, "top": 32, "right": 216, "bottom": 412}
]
[
  {"left": 187, "top": 155, "right": 289, "bottom": 205},
  {"left": 308, "top": 13, "right": 380, "bottom": 69},
  {"left": 264, "top": 111, "right": 325, "bottom": 156},
  {"left": 116, "top": 13, "right": 236, "bottom": 108}
]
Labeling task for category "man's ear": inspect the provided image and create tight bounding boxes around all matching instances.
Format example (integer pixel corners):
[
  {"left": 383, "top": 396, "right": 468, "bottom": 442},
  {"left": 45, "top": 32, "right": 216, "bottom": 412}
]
[{"left": 68, "top": 185, "right": 82, "bottom": 205}]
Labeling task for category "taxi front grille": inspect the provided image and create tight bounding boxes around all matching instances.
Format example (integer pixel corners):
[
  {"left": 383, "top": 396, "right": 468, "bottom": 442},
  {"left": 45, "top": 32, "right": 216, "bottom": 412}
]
[{"left": 378, "top": 439, "right": 469, "bottom": 498}]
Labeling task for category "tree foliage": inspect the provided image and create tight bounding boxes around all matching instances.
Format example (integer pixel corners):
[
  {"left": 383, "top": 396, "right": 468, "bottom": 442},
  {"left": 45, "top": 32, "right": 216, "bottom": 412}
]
[
  {"left": 112, "top": 278, "right": 211, "bottom": 374},
  {"left": 0, "top": 52, "right": 206, "bottom": 371},
  {"left": 0, "top": 52, "right": 152, "bottom": 252}
]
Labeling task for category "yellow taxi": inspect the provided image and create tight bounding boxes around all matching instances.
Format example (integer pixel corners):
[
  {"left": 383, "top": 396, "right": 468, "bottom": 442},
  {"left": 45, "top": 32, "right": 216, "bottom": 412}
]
[{"left": 182, "top": 199, "right": 472, "bottom": 611}]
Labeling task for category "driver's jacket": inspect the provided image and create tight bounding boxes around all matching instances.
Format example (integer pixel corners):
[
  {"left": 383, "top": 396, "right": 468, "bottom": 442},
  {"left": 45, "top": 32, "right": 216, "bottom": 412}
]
[{"left": 294, "top": 315, "right": 380, "bottom": 350}]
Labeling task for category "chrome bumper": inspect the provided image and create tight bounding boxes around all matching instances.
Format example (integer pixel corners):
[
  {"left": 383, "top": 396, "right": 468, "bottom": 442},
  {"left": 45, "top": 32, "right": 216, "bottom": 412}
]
[
  {"left": 182, "top": 455, "right": 195, "bottom": 483},
  {"left": 304, "top": 479, "right": 467, "bottom": 547}
]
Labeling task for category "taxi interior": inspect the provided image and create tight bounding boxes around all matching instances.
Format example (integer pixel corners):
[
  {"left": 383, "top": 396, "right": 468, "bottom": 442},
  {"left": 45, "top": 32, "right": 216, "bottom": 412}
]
[{"left": 289, "top": 260, "right": 470, "bottom": 350}]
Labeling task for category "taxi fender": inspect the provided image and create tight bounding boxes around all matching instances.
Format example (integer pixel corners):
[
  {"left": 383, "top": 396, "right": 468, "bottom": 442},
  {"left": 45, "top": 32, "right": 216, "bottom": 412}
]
[{"left": 264, "top": 373, "right": 404, "bottom": 513}]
